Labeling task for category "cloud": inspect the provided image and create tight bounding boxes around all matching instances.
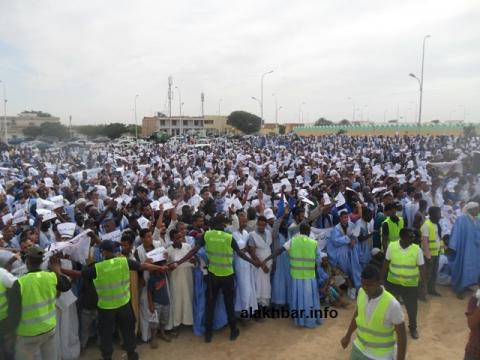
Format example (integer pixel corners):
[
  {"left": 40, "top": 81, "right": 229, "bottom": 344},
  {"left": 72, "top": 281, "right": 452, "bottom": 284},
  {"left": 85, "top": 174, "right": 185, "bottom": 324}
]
[{"left": 0, "top": 0, "right": 479, "bottom": 124}]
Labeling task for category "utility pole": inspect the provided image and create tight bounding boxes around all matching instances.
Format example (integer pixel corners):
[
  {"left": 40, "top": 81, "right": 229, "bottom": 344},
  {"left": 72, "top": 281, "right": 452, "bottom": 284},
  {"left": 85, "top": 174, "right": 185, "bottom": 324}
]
[
  {"left": 201, "top": 92, "right": 205, "bottom": 117},
  {"left": 168, "top": 76, "right": 173, "bottom": 118}
]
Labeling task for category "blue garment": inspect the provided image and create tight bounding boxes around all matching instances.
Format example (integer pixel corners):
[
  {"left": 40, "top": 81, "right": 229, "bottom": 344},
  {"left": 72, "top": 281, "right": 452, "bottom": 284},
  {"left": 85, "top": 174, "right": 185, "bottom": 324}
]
[
  {"left": 289, "top": 278, "right": 322, "bottom": 328},
  {"left": 192, "top": 248, "right": 228, "bottom": 336},
  {"left": 271, "top": 233, "right": 291, "bottom": 305},
  {"left": 326, "top": 223, "right": 362, "bottom": 288},
  {"left": 357, "top": 220, "right": 372, "bottom": 268},
  {"left": 448, "top": 214, "right": 480, "bottom": 294}
]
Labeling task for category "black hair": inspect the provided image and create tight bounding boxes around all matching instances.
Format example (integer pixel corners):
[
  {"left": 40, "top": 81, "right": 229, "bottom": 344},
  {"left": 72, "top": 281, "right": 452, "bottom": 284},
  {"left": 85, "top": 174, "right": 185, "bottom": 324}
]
[
  {"left": 361, "top": 264, "right": 380, "bottom": 281},
  {"left": 299, "top": 222, "right": 310, "bottom": 236},
  {"left": 399, "top": 227, "right": 413, "bottom": 238},
  {"left": 419, "top": 199, "right": 428, "bottom": 210},
  {"left": 428, "top": 206, "right": 441, "bottom": 218},
  {"left": 257, "top": 215, "right": 267, "bottom": 223},
  {"left": 120, "top": 231, "right": 135, "bottom": 245},
  {"left": 139, "top": 228, "right": 151, "bottom": 238}
]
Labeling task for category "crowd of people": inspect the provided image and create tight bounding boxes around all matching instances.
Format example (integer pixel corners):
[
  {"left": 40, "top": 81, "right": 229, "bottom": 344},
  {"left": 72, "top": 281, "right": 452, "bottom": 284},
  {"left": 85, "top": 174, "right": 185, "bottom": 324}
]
[{"left": 0, "top": 134, "right": 479, "bottom": 360}]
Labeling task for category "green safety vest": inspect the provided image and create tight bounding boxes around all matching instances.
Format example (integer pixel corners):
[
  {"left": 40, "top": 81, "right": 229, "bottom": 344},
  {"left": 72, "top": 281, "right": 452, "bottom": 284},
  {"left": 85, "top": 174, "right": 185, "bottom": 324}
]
[
  {"left": 422, "top": 219, "right": 440, "bottom": 256},
  {"left": 387, "top": 241, "right": 420, "bottom": 287},
  {"left": 0, "top": 281, "right": 7, "bottom": 321},
  {"left": 94, "top": 256, "right": 130, "bottom": 310},
  {"left": 289, "top": 235, "right": 317, "bottom": 280},
  {"left": 354, "top": 288, "right": 396, "bottom": 357},
  {"left": 204, "top": 230, "right": 234, "bottom": 277},
  {"left": 382, "top": 216, "right": 404, "bottom": 244},
  {"left": 17, "top": 272, "right": 57, "bottom": 337}
]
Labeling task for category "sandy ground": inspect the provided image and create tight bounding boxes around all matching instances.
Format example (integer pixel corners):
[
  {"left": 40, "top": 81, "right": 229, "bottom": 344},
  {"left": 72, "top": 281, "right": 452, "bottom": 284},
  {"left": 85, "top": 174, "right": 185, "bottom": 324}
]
[{"left": 81, "top": 285, "right": 471, "bottom": 360}]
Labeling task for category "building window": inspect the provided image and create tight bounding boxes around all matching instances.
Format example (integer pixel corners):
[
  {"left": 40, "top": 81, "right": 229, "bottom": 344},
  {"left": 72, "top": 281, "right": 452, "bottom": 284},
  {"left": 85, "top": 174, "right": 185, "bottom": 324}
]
[
  {"left": 160, "top": 120, "right": 165, "bottom": 126},
  {"left": 29, "top": 122, "right": 35, "bottom": 126},
  {"left": 172, "top": 120, "right": 177, "bottom": 126},
  {"left": 204, "top": 120, "right": 214, "bottom": 125},
  {"left": 194, "top": 120, "right": 199, "bottom": 126},
  {"left": 183, "top": 120, "right": 188, "bottom": 126}
]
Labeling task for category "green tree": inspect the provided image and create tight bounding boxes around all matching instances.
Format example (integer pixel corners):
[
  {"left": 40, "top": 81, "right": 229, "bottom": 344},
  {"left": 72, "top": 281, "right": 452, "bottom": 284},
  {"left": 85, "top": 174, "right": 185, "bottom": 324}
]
[
  {"left": 278, "top": 125, "right": 286, "bottom": 135},
  {"left": 126, "top": 124, "right": 142, "bottom": 137},
  {"left": 314, "top": 117, "right": 333, "bottom": 126},
  {"left": 39, "top": 122, "right": 70, "bottom": 139},
  {"left": 227, "top": 111, "right": 261, "bottom": 134},
  {"left": 76, "top": 125, "right": 104, "bottom": 138},
  {"left": 102, "top": 123, "right": 128, "bottom": 139},
  {"left": 339, "top": 119, "right": 351, "bottom": 126},
  {"left": 23, "top": 126, "right": 42, "bottom": 138}
]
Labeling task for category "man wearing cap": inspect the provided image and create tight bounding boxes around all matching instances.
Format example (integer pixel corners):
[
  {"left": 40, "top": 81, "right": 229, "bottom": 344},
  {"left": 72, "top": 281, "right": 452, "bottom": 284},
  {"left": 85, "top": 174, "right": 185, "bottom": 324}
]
[
  {"left": 0, "top": 251, "right": 17, "bottom": 360},
  {"left": 6, "top": 245, "right": 71, "bottom": 360},
  {"left": 448, "top": 202, "right": 480, "bottom": 299},
  {"left": 171, "top": 214, "right": 261, "bottom": 343},
  {"left": 60, "top": 240, "right": 169, "bottom": 360}
]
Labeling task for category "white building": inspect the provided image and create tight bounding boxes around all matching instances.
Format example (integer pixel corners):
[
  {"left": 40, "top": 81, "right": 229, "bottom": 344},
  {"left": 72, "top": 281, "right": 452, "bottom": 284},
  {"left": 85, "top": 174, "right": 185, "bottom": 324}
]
[{"left": 2, "top": 111, "right": 60, "bottom": 140}]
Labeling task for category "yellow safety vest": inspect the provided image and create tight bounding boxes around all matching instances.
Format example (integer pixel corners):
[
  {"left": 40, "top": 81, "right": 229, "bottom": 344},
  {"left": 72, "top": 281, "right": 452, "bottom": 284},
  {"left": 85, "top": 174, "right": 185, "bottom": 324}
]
[
  {"left": 354, "top": 288, "right": 396, "bottom": 357},
  {"left": 387, "top": 241, "right": 420, "bottom": 287},
  {"left": 422, "top": 219, "right": 440, "bottom": 256},
  {"left": 17, "top": 272, "right": 57, "bottom": 336},
  {"left": 0, "top": 281, "right": 7, "bottom": 321},
  {"left": 289, "top": 235, "right": 317, "bottom": 280},
  {"left": 204, "top": 230, "right": 234, "bottom": 276},
  {"left": 94, "top": 257, "right": 130, "bottom": 310},
  {"left": 382, "top": 216, "right": 404, "bottom": 244}
]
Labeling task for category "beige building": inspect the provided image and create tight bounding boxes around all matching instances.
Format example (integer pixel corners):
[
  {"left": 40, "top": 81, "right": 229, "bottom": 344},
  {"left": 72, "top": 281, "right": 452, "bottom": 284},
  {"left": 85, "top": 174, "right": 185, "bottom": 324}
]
[
  {"left": 3, "top": 111, "right": 61, "bottom": 140},
  {"left": 142, "top": 114, "right": 239, "bottom": 137},
  {"left": 203, "top": 115, "right": 239, "bottom": 135},
  {"left": 142, "top": 114, "right": 204, "bottom": 137}
]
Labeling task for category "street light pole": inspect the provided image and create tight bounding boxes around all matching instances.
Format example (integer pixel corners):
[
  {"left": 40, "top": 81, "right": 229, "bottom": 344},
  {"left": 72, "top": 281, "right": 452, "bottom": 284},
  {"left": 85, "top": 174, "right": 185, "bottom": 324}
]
[
  {"left": 134, "top": 94, "right": 139, "bottom": 142},
  {"left": 410, "top": 35, "right": 431, "bottom": 125},
  {"left": 0, "top": 80, "right": 7, "bottom": 144},
  {"left": 251, "top": 96, "right": 261, "bottom": 114},
  {"left": 298, "top": 102, "right": 306, "bottom": 123},
  {"left": 260, "top": 70, "right": 274, "bottom": 126},
  {"left": 348, "top": 97, "right": 355, "bottom": 122},
  {"left": 175, "top": 86, "right": 182, "bottom": 117}
]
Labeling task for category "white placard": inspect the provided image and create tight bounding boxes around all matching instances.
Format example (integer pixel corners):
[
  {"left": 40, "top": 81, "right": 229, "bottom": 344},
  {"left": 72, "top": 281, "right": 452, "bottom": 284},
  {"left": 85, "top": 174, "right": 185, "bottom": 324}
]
[
  {"left": 2, "top": 213, "right": 13, "bottom": 224},
  {"left": 100, "top": 229, "right": 122, "bottom": 242},
  {"left": 146, "top": 246, "right": 167, "bottom": 263}
]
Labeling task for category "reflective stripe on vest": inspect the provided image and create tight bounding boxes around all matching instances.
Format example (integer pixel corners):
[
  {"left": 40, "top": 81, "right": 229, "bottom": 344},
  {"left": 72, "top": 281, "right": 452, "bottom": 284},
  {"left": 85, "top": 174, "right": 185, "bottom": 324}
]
[
  {"left": 382, "top": 217, "right": 404, "bottom": 244},
  {"left": 354, "top": 288, "right": 396, "bottom": 357},
  {"left": 94, "top": 257, "right": 130, "bottom": 310},
  {"left": 422, "top": 219, "right": 440, "bottom": 256},
  {"left": 204, "top": 230, "right": 234, "bottom": 277},
  {"left": 289, "top": 235, "right": 317, "bottom": 280},
  {"left": 0, "top": 283, "right": 7, "bottom": 321},
  {"left": 387, "top": 241, "right": 420, "bottom": 287},
  {"left": 17, "top": 272, "right": 57, "bottom": 336}
]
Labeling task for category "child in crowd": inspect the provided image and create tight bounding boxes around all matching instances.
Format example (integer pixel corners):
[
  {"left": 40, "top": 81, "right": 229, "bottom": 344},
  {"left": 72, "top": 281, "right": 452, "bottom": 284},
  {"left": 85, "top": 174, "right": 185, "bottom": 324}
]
[{"left": 147, "top": 251, "right": 172, "bottom": 349}]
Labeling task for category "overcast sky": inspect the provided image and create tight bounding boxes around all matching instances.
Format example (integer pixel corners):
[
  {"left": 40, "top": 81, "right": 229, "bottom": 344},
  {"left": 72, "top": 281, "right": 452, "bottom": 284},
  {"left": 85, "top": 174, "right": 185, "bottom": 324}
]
[{"left": 1, "top": 0, "right": 479, "bottom": 125}]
